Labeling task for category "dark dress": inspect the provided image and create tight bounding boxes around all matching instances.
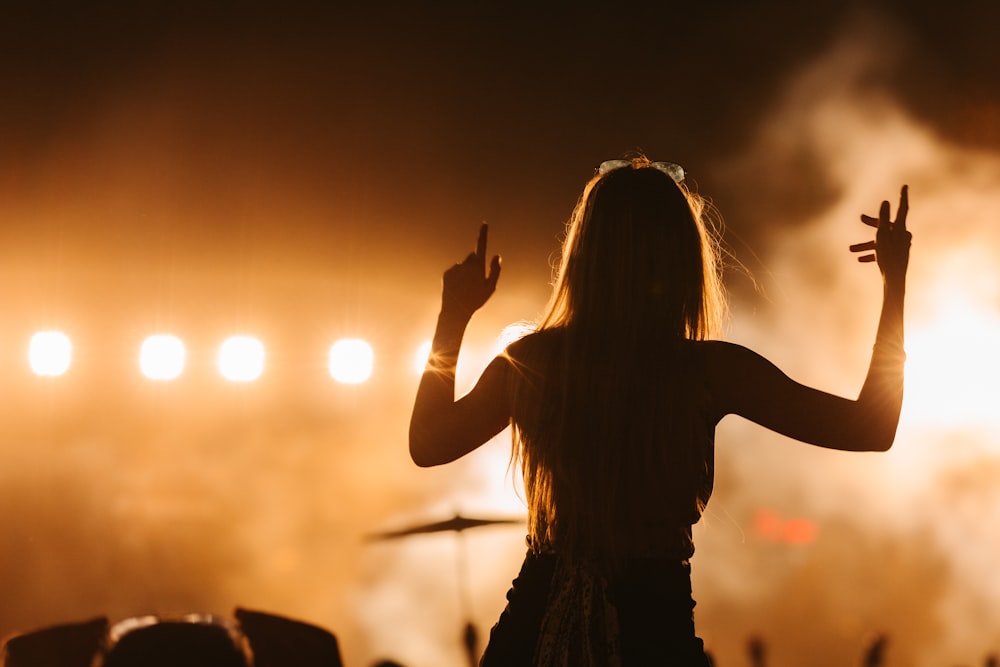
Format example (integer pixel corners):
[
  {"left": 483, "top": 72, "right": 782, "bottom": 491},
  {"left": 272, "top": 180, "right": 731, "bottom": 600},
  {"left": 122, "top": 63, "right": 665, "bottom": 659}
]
[
  {"left": 484, "top": 333, "right": 717, "bottom": 666},
  {"left": 480, "top": 547, "right": 711, "bottom": 667}
]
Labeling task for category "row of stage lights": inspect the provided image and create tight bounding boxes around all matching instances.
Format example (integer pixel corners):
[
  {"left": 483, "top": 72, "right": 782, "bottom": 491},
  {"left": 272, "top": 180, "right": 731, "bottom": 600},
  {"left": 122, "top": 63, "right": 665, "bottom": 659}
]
[{"left": 24, "top": 331, "right": 436, "bottom": 384}]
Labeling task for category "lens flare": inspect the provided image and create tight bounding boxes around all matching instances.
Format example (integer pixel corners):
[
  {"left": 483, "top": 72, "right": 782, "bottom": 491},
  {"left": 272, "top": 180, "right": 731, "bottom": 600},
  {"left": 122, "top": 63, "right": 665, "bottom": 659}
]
[{"left": 413, "top": 341, "right": 432, "bottom": 375}]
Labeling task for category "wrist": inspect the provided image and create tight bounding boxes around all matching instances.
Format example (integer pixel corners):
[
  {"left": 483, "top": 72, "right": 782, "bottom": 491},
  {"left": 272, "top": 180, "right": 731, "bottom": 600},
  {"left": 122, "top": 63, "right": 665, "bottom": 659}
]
[
  {"left": 882, "top": 277, "right": 906, "bottom": 300},
  {"left": 432, "top": 307, "right": 472, "bottom": 351},
  {"left": 438, "top": 302, "right": 476, "bottom": 325}
]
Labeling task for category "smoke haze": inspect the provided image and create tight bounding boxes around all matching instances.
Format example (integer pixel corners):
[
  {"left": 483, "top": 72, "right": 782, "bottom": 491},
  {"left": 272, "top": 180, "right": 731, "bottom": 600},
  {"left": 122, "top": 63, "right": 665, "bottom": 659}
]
[{"left": 693, "top": 12, "right": 1000, "bottom": 666}]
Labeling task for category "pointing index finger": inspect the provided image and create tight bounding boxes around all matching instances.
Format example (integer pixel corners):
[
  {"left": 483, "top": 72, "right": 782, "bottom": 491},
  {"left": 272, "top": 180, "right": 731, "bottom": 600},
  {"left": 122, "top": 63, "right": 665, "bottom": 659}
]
[{"left": 477, "top": 223, "right": 488, "bottom": 263}]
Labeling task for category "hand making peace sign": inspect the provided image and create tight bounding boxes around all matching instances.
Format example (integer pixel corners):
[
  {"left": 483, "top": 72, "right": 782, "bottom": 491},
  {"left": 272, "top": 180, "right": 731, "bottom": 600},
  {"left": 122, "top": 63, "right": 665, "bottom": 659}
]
[{"left": 850, "top": 185, "right": 911, "bottom": 287}]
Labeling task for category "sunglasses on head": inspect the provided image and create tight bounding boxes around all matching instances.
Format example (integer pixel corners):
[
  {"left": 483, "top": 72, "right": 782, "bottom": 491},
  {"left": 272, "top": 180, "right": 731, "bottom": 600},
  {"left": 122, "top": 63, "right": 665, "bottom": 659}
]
[{"left": 597, "top": 159, "right": 685, "bottom": 183}]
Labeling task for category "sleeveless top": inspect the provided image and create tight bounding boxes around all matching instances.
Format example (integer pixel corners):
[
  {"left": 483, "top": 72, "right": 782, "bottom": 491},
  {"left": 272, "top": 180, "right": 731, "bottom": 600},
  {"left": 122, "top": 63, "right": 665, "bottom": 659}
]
[{"left": 485, "top": 331, "right": 718, "bottom": 665}]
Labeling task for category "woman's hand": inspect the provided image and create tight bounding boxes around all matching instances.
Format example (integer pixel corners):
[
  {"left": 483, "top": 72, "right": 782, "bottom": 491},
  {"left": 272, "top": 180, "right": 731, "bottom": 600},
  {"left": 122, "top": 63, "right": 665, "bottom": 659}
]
[
  {"left": 850, "top": 185, "right": 911, "bottom": 286},
  {"left": 442, "top": 223, "right": 502, "bottom": 317}
]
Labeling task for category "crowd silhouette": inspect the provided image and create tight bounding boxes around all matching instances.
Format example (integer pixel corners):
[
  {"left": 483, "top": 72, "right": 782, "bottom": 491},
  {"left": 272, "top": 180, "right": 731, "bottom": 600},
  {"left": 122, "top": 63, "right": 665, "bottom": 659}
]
[
  {"left": 4, "top": 619, "right": 998, "bottom": 666},
  {"left": 1, "top": 609, "right": 342, "bottom": 667}
]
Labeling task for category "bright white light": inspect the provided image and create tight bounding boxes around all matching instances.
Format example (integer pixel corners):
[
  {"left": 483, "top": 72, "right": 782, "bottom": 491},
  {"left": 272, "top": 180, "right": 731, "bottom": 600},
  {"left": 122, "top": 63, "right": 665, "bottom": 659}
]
[
  {"left": 218, "top": 336, "right": 265, "bottom": 382},
  {"left": 29, "top": 331, "right": 72, "bottom": 377},
  {"left": 329, "top": 338, "right": 374, "bottom": 384},
  {"left": 140, "top": 335, "right": 186, "bottom": 381},
  {"left": 414, "top": 341, "right": 432, "bottom": 374}
]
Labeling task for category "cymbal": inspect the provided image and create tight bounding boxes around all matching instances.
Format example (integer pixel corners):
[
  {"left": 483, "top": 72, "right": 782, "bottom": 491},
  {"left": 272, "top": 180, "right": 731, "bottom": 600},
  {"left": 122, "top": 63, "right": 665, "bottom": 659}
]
[{"left": 367, "top": 513, "right": 524, "bottom": 541}]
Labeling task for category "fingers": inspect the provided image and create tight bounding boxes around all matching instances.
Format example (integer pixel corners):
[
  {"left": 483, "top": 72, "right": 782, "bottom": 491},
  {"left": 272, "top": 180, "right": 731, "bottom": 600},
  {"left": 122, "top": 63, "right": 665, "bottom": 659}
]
[
  {"left": 487, "top": 255, "right": 502, "bottom": 292},
  {"left": 878, "top": 199, "right": 891, "bottom": 229},
  {"left": 855, "top": 185, "right": 910, "bottom": 262},
  {"left": 852, "top": 198, "right": 890, "bottom": 263},
  {"left": 859, "top": 204, "right": 890, "bottom": 229},
  {"left": 467, "top": 223, "right": 502, "bottom": 287},
  {"left": 895, "top": 184, "right": 909, "bottom": 230},
  {"left": 861, "top": 185, "right": 908, "bottom": 229},
  {"left": 476, "top": 223, "right": 488, "bottom": 263},
  {"left": 849, "top": 240, "right": 876, "bottom": 263}
]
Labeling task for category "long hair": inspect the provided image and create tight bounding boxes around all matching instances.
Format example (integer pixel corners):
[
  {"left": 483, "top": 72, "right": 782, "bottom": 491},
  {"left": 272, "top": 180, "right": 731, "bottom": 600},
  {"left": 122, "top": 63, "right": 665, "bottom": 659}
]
[{"left": 510, "top": 156, "right": 726, "bottom": 567}]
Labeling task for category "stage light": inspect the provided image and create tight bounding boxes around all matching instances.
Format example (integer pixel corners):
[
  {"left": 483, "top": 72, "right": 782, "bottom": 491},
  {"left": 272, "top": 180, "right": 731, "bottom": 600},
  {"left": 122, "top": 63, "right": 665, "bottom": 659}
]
[
  {"left": 414, "top": 341, "right": 432, "bottom": 374},
  {"left": 140, "top": 335, "right": 186, "bottom": 380},
  {"left": 29, "top": 331, "right": 72, "bottom": 377},
  {"left": 218, "top": 336, "right": 265, "bottom": 382},
  {"left": 328, "top": 338, "right": 373, "bottom": 384}
]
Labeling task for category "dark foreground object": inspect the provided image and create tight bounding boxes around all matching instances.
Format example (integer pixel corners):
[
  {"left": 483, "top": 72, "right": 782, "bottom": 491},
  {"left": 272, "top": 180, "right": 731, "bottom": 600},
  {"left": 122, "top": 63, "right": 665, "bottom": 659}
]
[{"left": 1, "top": 607, "right": 342, "bottom": 667}]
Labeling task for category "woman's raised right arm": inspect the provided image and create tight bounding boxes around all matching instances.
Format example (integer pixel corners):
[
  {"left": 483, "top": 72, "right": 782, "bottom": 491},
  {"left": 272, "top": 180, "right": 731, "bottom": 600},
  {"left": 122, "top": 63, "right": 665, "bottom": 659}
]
[
  {"left": 409, "top": 224, "right": 507, "bottom": 467},
  {"left": 708, "top": 186, "right": 911, "bottom": 452}
]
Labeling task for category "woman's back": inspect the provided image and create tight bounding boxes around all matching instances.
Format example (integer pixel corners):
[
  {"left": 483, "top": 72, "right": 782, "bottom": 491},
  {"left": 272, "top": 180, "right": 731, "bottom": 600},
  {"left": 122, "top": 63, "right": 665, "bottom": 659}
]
[{"left": 507, "top": 328, "right": 716, "bottom": 565}]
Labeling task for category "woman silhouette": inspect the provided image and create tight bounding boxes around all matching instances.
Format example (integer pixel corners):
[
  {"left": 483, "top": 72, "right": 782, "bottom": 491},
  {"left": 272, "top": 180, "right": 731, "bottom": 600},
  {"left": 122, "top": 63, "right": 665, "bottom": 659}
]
[{"left": 409, "top": 156, "right": 910, "bottom": 666}]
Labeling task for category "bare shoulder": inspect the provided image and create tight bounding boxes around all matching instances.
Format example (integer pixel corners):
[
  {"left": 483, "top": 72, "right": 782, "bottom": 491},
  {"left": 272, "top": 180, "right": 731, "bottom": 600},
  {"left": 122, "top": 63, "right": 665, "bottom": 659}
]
[
  {"left": 504, "top": 328, "right": 561, "bottom": 362},
  {"left": 694, "top": 339, "right": 797, "bottom": 419},
  {"left": 696, "top": 339, "right": 767, "bottom": 361},
  {"left": 691, "top": 340, "right": 769, "bottom": 393}
]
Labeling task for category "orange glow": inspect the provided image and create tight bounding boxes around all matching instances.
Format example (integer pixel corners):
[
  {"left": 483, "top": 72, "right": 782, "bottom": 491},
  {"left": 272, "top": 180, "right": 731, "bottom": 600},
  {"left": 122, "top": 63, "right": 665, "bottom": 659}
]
[
  {"left": 783, "top": 519, "right": 818, "bottom": 545},
  {"left": 754, "top": 508, "right": 818, "bottom": 544},
  {"left": 4, "top": 10, "right": 1000, "bottom": 667},
  {"left": 903, "top": 288, "right": 1000, "bottom": 431}
]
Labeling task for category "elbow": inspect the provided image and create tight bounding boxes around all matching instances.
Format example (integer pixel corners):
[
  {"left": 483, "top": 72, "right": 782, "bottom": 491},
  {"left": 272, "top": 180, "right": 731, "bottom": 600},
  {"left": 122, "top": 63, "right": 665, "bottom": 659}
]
[
  {"left": 408, "top": 425, "right": 443, "bottom": 467},
  {"left": 869, "top": 409, "right": 902, "bottom": 452},
  {"left": 849, "top": 396, "right": 902, "bottom": 452},
  {"left": 860, "top": 423, "right": 899, "bottom": 452},
  {"left": 409, "top": 445, "right": 439, "bottom": 468},
  {"left": 875, "top": 423, "right": 898, "bottom": 452},
  {"left": 868, "top": 437, "right": 894, "bottom": 453},
  {"left": 408, "top": 437, "right": 435, "bottom": 468}
]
